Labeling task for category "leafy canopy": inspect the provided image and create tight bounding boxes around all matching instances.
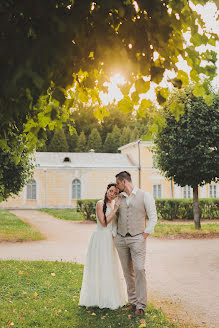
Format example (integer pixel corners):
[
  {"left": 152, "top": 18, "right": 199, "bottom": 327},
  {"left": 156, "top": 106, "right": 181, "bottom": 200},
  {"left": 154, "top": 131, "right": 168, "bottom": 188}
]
[
  {"left": 0, "top": 135, "right": 34, "bottom": 200},
  {"left": 1, "top": 0, "right": 218, "bottom": 147},
  {"left": 153, "top": 86, "right": 219, "bottom": 188}
]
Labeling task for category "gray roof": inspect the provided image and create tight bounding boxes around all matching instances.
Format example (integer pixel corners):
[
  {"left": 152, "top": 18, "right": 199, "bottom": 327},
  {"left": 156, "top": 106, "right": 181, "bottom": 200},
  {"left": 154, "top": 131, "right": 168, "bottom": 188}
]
[{"left": 34, "top": 152, "right": 137, "bottom": 168}]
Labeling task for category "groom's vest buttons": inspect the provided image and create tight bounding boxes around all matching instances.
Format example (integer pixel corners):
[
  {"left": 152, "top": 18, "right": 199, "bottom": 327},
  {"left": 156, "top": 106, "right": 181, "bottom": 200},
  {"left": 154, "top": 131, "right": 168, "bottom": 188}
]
[{"left": 117, "top": 189, "right": 146, "bottom": 237}]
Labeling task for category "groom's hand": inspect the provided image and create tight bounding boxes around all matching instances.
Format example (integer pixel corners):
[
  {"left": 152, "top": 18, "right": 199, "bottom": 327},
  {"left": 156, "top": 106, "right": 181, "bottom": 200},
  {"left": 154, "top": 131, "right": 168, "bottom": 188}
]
[{"left": 142, "top": 232, "right": 149, "bottom": 239}]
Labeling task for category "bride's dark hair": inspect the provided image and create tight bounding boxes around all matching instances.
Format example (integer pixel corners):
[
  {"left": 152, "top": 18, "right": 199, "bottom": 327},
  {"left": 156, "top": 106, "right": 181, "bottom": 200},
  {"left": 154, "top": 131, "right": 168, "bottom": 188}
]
[{"left": 103, "top": 183, "right": 117, "bottom": 226}]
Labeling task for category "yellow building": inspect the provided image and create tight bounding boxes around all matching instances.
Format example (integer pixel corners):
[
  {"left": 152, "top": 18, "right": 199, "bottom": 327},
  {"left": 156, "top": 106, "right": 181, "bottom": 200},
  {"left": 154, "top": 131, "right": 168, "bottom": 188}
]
[{"left": 0, "top": 141, "right": 217, "bottom": 209}]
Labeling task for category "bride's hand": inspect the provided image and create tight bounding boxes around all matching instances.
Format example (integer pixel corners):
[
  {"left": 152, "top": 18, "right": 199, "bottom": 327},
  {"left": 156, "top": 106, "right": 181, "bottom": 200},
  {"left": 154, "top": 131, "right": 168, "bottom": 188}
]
[{"left": 114, "top": 197, "right": 121, "bottom": 210}]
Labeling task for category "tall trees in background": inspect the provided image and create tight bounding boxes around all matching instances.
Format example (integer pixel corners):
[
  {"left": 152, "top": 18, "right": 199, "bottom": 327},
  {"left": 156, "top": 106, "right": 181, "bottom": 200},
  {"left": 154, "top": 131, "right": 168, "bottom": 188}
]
[{"left": 38, "top": 103, "right": 149, "bottom": 152}]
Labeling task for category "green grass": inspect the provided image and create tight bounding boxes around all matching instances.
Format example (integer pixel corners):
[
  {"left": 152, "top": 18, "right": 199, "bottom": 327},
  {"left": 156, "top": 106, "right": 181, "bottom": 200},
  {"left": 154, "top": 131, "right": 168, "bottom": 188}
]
[
  {"left": 0, "top": 210, "right": 44, "bottom": 242},
  {"left": 40, "top": 208, "right": 84, "bottom": 221},
  {"left": 153, "top": 222, "right": 219, "bottom": 237},
  {"left": 0, "top": 260, "right": 180, "bottom": 328}
]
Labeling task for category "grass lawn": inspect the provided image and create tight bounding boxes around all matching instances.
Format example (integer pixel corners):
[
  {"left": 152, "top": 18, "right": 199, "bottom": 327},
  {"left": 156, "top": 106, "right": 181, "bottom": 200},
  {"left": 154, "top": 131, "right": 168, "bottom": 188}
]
[
  {"left": 0, "top": 210, "right": 43, "bottom": 242},
  {"left": 153, "top": 221, "right": 219, "bottom": 238},
  {"left": 40, "top": 208, "right": 84, "bottom": 221},
  {"left": 0, "top": 260, "right": 180, "bottom": 328}
]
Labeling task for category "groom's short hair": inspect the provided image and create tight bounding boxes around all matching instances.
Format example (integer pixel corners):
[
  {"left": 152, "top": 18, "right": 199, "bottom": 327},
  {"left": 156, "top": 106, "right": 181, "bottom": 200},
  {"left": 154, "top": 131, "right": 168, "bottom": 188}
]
[{"left": 115, "top": 171, "right": 132, "bottom": 182}]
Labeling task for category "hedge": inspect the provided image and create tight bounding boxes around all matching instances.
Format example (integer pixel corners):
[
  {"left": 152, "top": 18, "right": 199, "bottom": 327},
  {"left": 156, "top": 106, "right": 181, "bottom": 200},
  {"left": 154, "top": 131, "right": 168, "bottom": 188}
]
[
  {"left": 77, "top": 199, "right": 100, "bottom": 221},
  {"left": 156, "top": 198, "right": 219, "bottom": 220},
  {"left": 77, "top": 198, "right": 219, "bottom": 221}
]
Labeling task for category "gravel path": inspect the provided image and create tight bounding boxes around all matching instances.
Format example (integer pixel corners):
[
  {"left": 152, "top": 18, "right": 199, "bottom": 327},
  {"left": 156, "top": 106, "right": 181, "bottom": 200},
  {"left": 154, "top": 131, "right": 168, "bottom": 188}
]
[{"left": 0, "top": 210, "right": 218, "bottom": 328}]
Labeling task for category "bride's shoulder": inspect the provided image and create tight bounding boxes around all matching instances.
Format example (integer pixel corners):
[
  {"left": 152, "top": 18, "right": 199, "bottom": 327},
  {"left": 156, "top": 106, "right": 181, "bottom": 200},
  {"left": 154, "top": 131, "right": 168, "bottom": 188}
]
[{"left": 96, "top": 199, "right": 104, "bottom": 208}]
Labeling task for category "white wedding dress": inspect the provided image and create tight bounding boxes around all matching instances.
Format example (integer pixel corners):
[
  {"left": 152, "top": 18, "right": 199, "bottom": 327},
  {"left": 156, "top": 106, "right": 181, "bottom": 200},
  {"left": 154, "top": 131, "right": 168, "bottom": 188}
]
[{"left": 79, "top": 203, "right": 127, "bottom": 309}]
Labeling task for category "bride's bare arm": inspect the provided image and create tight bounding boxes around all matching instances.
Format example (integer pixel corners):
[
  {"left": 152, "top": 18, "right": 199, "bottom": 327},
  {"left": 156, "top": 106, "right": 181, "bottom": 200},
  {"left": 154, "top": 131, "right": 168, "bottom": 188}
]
[{"left": 96, "top": 199, "right": 121, "bottom": 227}]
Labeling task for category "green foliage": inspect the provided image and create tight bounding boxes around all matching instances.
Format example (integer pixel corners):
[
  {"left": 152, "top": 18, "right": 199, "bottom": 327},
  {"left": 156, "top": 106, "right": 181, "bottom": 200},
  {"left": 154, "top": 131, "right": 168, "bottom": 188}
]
[
  {"left": 78, "top": 198, "right": 219, "bottom": 223},
  {"left": 154, "top": 85, "right": 219, "bottom": 227},
  {"left": 130, "top": 126, "right": 140, "bottom": 142},
  {"left": 155, "top": 199, "right": 219, "bottom": 220},
  {"left": 77, "top": 199, "right": 100, "bottom": 221},
  {"left": 64, "top": 123, "right": 78, "bottom": 152},
  {"left": 75, "top": 131, "right": 88, "bottom": 152},
  {"left": 119, "top": 126, "right": 132, "bottom": 146},
  {"left": 47, "top": 128, "right": 69, "bottom": 152},
  {"left": 103, "top": 133, "right": 116, "bottom": 153},
  {"left": 88, "top": 128, "right": 102, "bottom": 152},
  {"left": 103, "top": 125, "right": 121, "bottom": 153},
  {"left": 0, "top": 137, "right": 33, "bottom": 201},
  {"left": 1, "top": 0, "right": 218, "bottom": 152},
  {"left": 154, "top": 86, "right": 219, "bottom": 188},
  {"left": 39, "top": 103, "right": 145, "bottom": 152}
]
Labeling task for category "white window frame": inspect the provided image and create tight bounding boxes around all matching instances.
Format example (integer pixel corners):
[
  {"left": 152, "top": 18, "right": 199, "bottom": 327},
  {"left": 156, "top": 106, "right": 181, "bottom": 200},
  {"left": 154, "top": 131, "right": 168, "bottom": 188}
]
[
  {"left": 209, "top": 184, "right": 217, "bottom": 198},
  {"left": 153, "top": 184, "right": 162, "bottom": 198},
  {"left": 183, "top": 185, "right": 192, "bottom": 199},
  {"left": 26, "top": 179, "right": 37, "bottom": 200},
  {"left": 72, "top": 179, "right": 81, "bottom": 200}
]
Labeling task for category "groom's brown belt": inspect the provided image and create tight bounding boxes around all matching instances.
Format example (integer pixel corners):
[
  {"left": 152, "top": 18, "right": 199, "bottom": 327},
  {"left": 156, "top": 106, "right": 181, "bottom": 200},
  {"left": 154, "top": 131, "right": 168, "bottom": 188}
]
[{"left": 118, "top": 232, "right": 143, "bottom": 237}]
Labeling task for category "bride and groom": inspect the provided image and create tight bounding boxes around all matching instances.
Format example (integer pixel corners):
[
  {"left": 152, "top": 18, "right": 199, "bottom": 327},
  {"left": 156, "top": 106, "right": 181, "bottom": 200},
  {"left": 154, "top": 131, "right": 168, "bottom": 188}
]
[{"left": 79, "top": 171, "right": 158, "bottom": 315}]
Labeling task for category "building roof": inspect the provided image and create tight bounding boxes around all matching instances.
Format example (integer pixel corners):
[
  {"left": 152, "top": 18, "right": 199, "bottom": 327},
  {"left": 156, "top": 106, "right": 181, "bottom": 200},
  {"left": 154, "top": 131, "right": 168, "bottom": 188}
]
[
  {"left": 118, "top": 140, "right": 153, "bottom": 151},
  {"left": 34, "top": 152, "right": 138, "bottom": 169}
]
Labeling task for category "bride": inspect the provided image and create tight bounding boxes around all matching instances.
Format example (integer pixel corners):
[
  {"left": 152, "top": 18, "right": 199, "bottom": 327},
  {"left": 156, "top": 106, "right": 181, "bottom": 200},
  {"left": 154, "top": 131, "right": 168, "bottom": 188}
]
[{"left": 79, "top": 183, "right": 127, "bottom": 309}]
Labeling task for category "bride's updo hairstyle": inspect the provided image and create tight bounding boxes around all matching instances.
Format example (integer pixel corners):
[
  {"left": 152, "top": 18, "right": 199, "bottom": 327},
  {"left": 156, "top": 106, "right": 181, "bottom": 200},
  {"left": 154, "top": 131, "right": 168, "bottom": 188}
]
[{"left": 103, "top": 183, "right": 117, "bottom": 226}]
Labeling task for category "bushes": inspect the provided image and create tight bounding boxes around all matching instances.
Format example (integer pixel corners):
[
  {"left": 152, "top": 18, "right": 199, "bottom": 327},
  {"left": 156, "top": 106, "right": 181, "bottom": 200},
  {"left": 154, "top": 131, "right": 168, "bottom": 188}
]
[
  {"left": 77, "top": 199, "right": 100, "bottom": 221},
  {"left": 155, "top": 199, "right": 193, "bottom": 220},
  {"left": 155, "top": 198, "right": 219, "bottom": 220},
  {"left": 77, "top": 198, "right": 219, "bottom": 221}
]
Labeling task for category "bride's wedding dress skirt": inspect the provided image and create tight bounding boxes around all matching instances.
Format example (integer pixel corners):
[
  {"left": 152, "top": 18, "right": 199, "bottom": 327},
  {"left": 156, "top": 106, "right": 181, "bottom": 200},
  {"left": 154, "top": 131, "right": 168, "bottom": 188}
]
[{"left": 79, "top": 229, "right": 127, "bottom": 309}]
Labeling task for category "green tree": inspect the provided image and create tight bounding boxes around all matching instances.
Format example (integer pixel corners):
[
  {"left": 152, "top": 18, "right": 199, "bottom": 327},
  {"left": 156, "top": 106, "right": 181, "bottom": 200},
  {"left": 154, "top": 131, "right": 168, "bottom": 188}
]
[
  {"left": 88, "top": 128, "right": 102, "bottom": 152},
  {"left": 153, "top": 86, "right": 219, "bottom": 229},
  {"left": 1, "top": 0, "right": 218, "bottom": 198},
  {"left": 47, "top": 128, "right": 69, "bottom": 152},
  {"left": 103, "top": 125, "right": 121, "bottom": 153},
  {"left": 1, "top": 0, "right": 218, "bottom": 145},
  {"left": 0, "top": 136, "right": 33, "bottom": 201},
  {"left": 103, "top": 133, "right": 115, "bottom": 153},
  {"left": 75, "top": 132, "right": 88, "bottom": 152},
  {"left": 130, "top": 127, "right": 139, "bottom": 142},
  {"left": 101, "top": 105, "right": 133, "bottom": 141},
  {"left": 70, "top": 101, "right": 100, "bottom": 139},
  {"left": 120, "top": 127, "right": 131, "bottom": 147},
  {"left": 64, "top": 123, "right": 78, "bottom": 152}
]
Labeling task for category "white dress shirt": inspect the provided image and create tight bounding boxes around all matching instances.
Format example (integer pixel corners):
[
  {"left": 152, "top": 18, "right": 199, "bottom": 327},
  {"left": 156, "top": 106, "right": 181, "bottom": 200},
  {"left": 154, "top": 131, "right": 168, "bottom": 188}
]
[{"left": 112, "top": 186, "right": 158, "bottom": 237}]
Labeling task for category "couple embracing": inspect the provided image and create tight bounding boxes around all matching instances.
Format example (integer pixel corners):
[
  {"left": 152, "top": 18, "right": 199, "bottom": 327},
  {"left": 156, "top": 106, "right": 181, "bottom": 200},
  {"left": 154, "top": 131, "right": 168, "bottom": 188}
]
[{"left": 79, "top": 171, "right": 158, "bottom": 316}]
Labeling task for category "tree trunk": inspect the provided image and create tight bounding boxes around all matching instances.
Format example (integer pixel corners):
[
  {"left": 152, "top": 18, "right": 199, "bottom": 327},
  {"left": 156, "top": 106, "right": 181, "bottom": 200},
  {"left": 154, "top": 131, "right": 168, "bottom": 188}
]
[{"left": 193, "top": 186, "right": 201, "bottom": 229}]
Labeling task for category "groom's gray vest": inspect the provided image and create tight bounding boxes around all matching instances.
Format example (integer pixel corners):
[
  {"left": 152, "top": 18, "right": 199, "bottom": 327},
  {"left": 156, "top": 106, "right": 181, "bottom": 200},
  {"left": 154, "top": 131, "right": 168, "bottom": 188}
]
[{"left": 117, "top": 189, "right": 146, "bottom": 236}]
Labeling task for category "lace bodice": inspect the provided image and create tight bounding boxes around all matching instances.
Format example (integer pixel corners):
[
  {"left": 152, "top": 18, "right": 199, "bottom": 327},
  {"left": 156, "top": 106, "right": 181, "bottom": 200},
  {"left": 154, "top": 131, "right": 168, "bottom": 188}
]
[{"left": 96, "top": 202, "right": 114, "bottom": 232}]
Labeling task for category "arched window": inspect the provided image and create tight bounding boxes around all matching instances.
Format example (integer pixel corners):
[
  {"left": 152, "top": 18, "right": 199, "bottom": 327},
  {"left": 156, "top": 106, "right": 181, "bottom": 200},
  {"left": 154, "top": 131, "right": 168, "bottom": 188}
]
[
  {"left": 26, "top": 179, "right": 37, "bottom": 200},
  {"left": 72, "top": 179, "right": 81, "bottom": 200}
]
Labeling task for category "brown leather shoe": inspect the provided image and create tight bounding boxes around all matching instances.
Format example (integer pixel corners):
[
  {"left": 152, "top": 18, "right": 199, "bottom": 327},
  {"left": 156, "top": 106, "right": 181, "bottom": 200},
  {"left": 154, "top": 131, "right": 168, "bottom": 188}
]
[
  {"left": 135, "top": 308, "right": 145, "bottom": 316},
  {"left": 124, "top": 304, "right": 136, "bottom": 311}
]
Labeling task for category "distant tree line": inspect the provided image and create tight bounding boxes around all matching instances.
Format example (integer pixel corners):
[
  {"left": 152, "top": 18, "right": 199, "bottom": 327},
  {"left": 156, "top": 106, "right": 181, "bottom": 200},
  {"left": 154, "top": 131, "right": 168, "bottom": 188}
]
[{"left": 37, "top": 104, "right": 149, "bottom": 153}]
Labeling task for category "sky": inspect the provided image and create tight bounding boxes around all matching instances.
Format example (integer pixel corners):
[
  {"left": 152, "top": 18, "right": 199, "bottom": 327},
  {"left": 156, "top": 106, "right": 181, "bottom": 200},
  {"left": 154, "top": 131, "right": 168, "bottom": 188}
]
[{"left": 100, "top": 1, "right": 219, "bottom": 105}]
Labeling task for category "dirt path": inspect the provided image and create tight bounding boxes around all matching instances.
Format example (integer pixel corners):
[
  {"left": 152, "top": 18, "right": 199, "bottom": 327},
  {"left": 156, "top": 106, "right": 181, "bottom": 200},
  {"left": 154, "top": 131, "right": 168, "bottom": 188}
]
[{"left": 0, "top": 210, "right": 218, "bottom": 328}]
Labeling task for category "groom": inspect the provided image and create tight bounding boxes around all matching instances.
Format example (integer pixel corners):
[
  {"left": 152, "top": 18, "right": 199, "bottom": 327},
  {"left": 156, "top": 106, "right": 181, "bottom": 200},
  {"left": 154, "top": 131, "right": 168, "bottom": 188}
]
[{"left": 114, "top": 171, "right": 157, "bottom": 315}]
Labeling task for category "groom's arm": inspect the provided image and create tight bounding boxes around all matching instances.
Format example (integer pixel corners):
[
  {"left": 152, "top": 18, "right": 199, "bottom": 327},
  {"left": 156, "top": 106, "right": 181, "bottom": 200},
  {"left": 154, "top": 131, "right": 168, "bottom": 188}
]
[
  {"left": 143, "top": 191, "right": 158, "bottom": 237},
  {"left": 112, "top": 210, "right": 119, "bottom": 237}
]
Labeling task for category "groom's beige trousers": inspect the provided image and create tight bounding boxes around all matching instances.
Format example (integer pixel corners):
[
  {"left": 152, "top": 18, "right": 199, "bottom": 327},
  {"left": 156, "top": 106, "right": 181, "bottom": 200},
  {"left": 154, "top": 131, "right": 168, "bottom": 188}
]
[{"left": 115, "top": 233, "right": 147, "bottom": 310}]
